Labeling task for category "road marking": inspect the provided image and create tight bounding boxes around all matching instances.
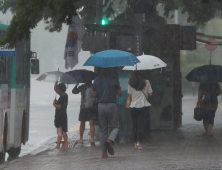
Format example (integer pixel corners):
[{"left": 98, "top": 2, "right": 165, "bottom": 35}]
[{"left": 69, "top": 122, "right": 89, "bottom": 131}]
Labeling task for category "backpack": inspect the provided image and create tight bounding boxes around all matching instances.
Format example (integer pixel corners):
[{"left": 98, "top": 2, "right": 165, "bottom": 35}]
[
  {"left": 84, "top": 87, "right": 95, "bottom": 108},
  {"left": 203, "top": 84, "right": 217, "bottom": 104}
]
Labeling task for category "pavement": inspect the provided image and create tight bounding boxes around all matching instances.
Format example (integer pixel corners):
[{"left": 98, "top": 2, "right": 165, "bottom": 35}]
[{"left": 1, "top": 95, "right": 222, "bottom": 170}]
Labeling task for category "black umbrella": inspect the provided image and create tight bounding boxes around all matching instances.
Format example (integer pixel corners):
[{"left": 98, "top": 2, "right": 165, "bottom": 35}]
[
  {"left": 66, "top": 69, "right": 98, "bottom": 83},
  {"left": 186, "top": 65, "right": 222, "bottom": 83}
]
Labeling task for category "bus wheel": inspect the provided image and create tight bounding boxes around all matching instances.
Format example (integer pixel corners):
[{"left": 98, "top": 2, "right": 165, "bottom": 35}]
[
  {"left": 0, "top": 115, "right": 7, "bottom": 164},
  {"left": 21, "top": 113, "right": 26, "bottom": 145},
  {"left": 8, "top": 147, "right": 21, "bottom": 160}
]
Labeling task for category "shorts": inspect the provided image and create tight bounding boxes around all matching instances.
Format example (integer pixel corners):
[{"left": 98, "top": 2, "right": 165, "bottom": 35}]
[
  {"left": 56, "top": 120, "right": 68, "bottom": 136},
  {"left": 203, "top": 110, "right": 216, "bottom": 125},
  {"left": 79, "top": 108, "right": 94, "bottom": 121},
  {"left": 57, "top": 127, "right": 63, "bottom": 136}
]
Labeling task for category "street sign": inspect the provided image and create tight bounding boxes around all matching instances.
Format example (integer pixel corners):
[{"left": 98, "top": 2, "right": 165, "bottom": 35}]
[
  {"left": 205, "top": 38, "right": 217, "bottom": 51},
  {"left": 0, "top": 44, "right": 15, "bottom": 56},
  {"left": 180, "top": 26, "right": 196, "bottom": 50}
]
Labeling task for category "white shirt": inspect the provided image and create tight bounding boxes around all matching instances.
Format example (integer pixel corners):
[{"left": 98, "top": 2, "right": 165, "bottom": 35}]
[{"left": 128, "top": 80, "right": 153, "bottom": 108}]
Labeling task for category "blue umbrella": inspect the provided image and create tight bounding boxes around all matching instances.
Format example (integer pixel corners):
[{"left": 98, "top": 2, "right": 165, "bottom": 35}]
[
  {"left": 186, "top": 65, "right": 222, "bottom": 83},
  {"left": 83, "top": 49, "right": 140, "bottom": 68}
]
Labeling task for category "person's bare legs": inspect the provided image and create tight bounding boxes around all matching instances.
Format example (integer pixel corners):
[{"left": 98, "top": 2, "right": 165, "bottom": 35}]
[
  {"left": 55, "top": 136, "right": 62, "bottom": 149},
  {"left": 89, "top": 120, "right": 95, "bottom": 142},
  {"left": 206, "top": 124, "right": 213, "bottom": 136},
  {"left": 79, "top": 121, "right": 85, "bottom": 143},
  {"left": 63, "top": 132, "right": 68, "bottom": 148},
  {"left": 203, "top": 123, "right": 208, "bottom": 135}
]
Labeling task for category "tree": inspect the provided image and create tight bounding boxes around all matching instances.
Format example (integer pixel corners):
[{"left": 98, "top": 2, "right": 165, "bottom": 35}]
[
  {"left": 1, "top": 0, "right": 222, "bottom": 47},
  {"left": 0, "top": 0, "right": 79, "bottom": 47},
  {"left": 163, "top": 0, "right": 222, "bottom": 26}
]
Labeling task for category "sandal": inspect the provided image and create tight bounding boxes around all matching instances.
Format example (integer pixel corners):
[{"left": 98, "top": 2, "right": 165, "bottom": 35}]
[{"left": 78, "top": 139, "right": 83, "bottom": 144}]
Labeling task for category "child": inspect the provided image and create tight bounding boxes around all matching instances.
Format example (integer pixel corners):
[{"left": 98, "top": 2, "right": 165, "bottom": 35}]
[{"left": 53, "top": 81, "right": 68, "bottom": 149}]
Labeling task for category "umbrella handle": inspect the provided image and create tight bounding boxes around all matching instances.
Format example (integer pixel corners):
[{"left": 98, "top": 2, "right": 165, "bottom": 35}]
[{"left": 55, "top": 93, "right": 57, "bottom": 100}]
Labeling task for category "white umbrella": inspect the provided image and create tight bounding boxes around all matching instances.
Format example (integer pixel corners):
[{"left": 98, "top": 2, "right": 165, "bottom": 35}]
[{"left": 122, "top": 54, "right": 167, "bottom": 70}]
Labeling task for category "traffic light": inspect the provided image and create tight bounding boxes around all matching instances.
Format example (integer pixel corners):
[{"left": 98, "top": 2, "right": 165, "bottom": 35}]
[{"left": 101, "top": 17, "right": 108, "bottom": 25}]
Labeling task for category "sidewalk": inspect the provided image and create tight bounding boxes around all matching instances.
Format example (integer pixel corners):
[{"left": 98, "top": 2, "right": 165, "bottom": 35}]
[
  {"left": 1, "top": 122, "right": 222, "bottom": 170},
  {"left": 1, "top": 96, "right": 222, "bottom": 170}
]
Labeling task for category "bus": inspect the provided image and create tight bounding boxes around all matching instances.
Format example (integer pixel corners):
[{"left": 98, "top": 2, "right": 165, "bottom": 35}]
[{"left": 0, "top": 23, "right": 39, "bottom": 163}]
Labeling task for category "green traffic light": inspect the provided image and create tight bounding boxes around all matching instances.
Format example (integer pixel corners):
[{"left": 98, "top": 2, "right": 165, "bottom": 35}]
[{"left": 101, "top": 17, "right": 108, "bottom": 25}]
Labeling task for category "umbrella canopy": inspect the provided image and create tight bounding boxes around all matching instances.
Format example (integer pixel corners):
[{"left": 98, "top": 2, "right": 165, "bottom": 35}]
[
  {"left": 123, "top": 55, "right": 167, "bottom": 70},
  {"left": 186, "top": 65, "right": 222, "bottom": 83},
  {"left": 36, "top": 70, "right": 77, "bottom": 84},
  {"left": 83, "top": 49, "right": 140, "bottom": 68},
  {"left": 66, "top": 69, "right": 97, "bottom": 83}
]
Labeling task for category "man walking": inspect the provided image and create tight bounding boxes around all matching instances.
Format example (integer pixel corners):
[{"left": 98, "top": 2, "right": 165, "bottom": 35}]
[{"left": 93, "top": 68, "right": 122, "bottom": 158}]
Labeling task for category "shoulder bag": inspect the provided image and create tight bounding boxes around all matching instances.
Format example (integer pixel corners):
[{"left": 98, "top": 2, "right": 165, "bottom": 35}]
[{"left": 141, "top": 90, "right": 153, "bottom": 105}]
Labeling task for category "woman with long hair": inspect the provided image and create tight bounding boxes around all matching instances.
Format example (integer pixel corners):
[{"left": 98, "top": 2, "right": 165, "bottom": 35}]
[{"left": 128, "top": 71, "right": 153, "bottom": 149}]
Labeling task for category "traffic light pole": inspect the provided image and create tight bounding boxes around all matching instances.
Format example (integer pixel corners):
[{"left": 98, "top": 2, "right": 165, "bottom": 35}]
[
  {"left": 96, "top": 0, "right": 103, "bottom": 24},
  {"left": 93, "top": 0, "right": 104, "bottom": 139}
]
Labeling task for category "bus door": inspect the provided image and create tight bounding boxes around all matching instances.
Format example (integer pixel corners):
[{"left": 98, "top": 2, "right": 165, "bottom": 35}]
[
  {"left": 0, "top": 54, "right": 11, "bottom": 151},
  {"left": 13, "top": 40, "right": 30, "bottom": 147},
  {"left": 0, "top": 56, "right": 11, "bottom": 109}
]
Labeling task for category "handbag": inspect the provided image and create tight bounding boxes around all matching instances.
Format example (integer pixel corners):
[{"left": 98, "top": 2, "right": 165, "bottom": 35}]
[
  {"left": 126, "top": 96, "right": 131, "bottom": 108},
  {"left": 194, "top": 105, "right": 203, "bottom": 121}
]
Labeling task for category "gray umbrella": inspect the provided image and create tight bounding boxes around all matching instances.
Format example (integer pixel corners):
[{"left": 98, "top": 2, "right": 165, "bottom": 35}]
[{"left": 36, "top": 69, "right": 77, "bottom": 84}]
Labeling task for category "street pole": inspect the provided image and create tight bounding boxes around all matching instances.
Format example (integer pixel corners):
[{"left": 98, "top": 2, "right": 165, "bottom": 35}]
[
  {"left": 209, "top": 51, "right": 212, "bottom": 65},
  {"left": 96, "top": 0, "right": 103, "bottom": 24},
  {"left": 93, "top": 0, "right": 104, "bottom": 139}
]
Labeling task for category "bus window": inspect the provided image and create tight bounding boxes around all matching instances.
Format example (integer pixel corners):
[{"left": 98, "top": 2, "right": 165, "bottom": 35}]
[
  {"left": 0, "top": 56, "right": 10, "bottom": 83},
  {"left": 16, "top": 40, "right": 29, "bottom": 84}
]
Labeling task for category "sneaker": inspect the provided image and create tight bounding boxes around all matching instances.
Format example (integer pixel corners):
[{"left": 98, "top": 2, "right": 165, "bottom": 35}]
[
  {"left": 102, "top": 152, "right": 108, "bottom": 158},
  {"left": 105, "top": 140, "right": 114, "bottom": 155}
]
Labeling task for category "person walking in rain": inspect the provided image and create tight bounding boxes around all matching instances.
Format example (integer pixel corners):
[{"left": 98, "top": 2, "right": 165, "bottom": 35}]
[
  {"left": 127, "top": 71, "right": 152, "bottom": 149},
  {"left": 72, "top": 81, "right": 95, "bottom": 146},
  {"left": 53, "top": 81, "right": 68, "bottom": 149},
  {"left": 197, "top": 83, "right": 221, "bottom": 137},
  {"left": 93, "top": 68, "right": 122, "bottom": 158}
]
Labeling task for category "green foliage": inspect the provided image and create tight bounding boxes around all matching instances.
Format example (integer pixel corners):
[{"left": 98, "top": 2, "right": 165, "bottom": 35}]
[
  {"left": 182, "top": 62, "right": 205, "bottom": 77},
  {"left": 0, "top": 0, "right": 79, "bottom": 48},
  {"left": 181, "top": 51, "right": 207, "bottom": 67},
  {"left": 2, "top": 0, "right": 222, "bottom": 47},
  {"left": 163, "top": 0, "right": 222, "bottom": 27},
  {"left": 181, "top": 51, "right": 208, "bottom": 77}
]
